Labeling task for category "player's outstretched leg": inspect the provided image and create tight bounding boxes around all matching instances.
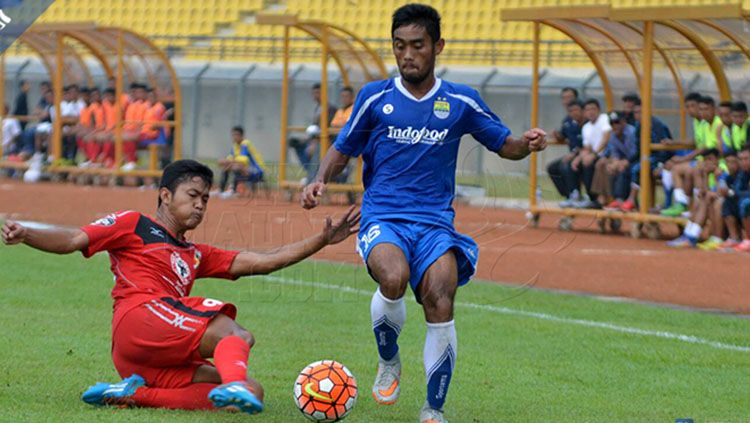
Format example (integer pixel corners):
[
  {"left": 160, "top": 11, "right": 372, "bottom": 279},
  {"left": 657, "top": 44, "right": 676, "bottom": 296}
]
[
  {"left": 418, "top": 251, "right": 459, "bottom": 423},
  {"left": 367, "top": 243, "right": 409, "bottom": 405},
  {"left": 201, "top": 314, "right": 264, "bottom": 415},
  {"left": 82, "top": 374, "right": 146, "bottom": 407}
]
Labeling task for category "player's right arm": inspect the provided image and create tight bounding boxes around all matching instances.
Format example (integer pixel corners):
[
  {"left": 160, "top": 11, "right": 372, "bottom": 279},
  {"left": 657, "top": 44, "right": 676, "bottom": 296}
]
[{"left": 1, "top": 220, "right": 88, "bottom": 254}]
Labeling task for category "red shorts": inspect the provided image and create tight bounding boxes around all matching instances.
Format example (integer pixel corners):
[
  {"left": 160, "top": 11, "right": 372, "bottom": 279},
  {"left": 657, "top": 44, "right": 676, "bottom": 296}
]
[{"left": 112, "top": 296, "right": 237, "bottom": 389}]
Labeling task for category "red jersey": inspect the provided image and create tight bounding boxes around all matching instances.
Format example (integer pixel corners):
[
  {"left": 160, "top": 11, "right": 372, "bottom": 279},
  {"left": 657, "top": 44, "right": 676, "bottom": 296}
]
[{"left": 80, "top": 211, "right": 239, "bottom": 324}]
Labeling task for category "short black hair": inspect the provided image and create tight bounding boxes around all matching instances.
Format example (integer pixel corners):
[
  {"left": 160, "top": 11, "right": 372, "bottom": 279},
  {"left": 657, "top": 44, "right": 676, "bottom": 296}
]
[
  {"left": 69, "top": 84, "right": 79, "bottom": 91},
  {"left": 104, "top": 88, "right": 115, "bottom": 95},
  {"left": 129, "top": 82, "right": 139, "bottom": 90},
  {"left": 79, "top": 87, "right": 90, "bottom": 94},
  {"left": 741, "top": 145, "right": 750, "bottom": 154},
  {"left": 40, "top": 81, "right": 51, "bottom": 87},
  {"left": 18, "top": 79, "right": 26, "bottom": 87},
  {"left": 312, "top": 83, "right": 321, "bottom": 90},
  {"left": 699, "top": 96, "right": 715, "bottom": 106},
  {"left": 158, "top": 160, "right": 214, "bottom": 207},
  {"left": 702, "top": 148, "right": 720, "bottom": 159},
  {"left": 731, "top": 101, "right": 748, "bottom": 113},
  {"left": 231, "top": 125, "right": 244, "bottom": 135},
  {"left": 724, "top": 150, "right": 738, "bottom": 159},
  {"left": 622, "top": 92, "right": 640, "bottom": 103},
  {"left": 392, "top": 3, "right": 441, "bottom": 43},
  {"left": 561, "top": 87, "right": 579, "bottom": 98},
  {"left": 584, "top": 98, "right": 601, "bottom": 109},
  {"left": 719, "top": 101, "right": 733, "bottom": 109},
  {"left": 632, "top": 98, "right": 642, "bottom": 106},
  {"left": 341, "top": 86, "right": 354, "bottom": 94},
  {"left": 567, "top": 99, "right": 584, "bottom": 109},
  {"left": 89, "top": 87, "right": 100, "bottom": 94},
  {"left": 685, "top": 92, "right": 702, "bottom": 103}
]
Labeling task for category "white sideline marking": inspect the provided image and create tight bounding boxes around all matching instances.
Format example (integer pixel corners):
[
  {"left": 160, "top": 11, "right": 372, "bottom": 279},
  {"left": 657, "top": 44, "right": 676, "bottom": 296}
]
[
  {"left": 580, "top": 248, "right": 663, "bottom": 257},
  {"left": 260, "top": 275, "right": 750, "bottom": 353}
]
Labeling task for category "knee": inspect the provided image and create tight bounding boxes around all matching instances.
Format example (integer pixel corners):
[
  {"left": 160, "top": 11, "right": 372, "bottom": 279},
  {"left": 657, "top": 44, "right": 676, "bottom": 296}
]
[
  {"left": 233, "top": 329, "right": 255, "bottom": 348},
  {"left": 377, "top": 268, "right": 409, "bottom": 300},
  {"left": 421, "top": 290, "right": 455, "bottom": 322}
]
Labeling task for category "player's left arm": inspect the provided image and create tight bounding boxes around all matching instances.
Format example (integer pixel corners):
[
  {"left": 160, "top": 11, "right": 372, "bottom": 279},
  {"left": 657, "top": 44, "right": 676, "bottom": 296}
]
[
  {"left": 1, "top": 220, "right": 89, "bottom": 254},
  {"left": 228, "top": 206, "right": 360, "bottom": 277},
  {"left": 498, "top": 129, "right": 548, "bottom": 160}
]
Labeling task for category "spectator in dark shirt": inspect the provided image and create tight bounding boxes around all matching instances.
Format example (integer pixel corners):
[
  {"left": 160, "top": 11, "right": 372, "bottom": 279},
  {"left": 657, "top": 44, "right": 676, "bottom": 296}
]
[
  {"left": 13, "top": 79, "right": 29, "bottom": 130},
  {"left": 621, "top": 92, "right": 640, "bottom": 126},
  {"left": 289, "top": 83, "right": 336, "bottom": 183},
  {"left": 548, "top": 88, "right": 584, "bottom": 202}
]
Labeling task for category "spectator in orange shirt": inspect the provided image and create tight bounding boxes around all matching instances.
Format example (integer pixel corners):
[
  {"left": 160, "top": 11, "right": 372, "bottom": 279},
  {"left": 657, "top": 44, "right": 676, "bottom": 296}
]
[
  {"left": 140, "top": 88, "right": 167, "bottom": 147},
  {"left": 98, "top": 88, "right": 120, "bottom": 168},
  {"left": 122, "top": 83, "right": 148, "bottom": 170},
  {"left": 77, "top": 87, "right": 105, "bottom": 167},
  {"left": 331, "top": 86, "right": 354, "bottom": 129}
]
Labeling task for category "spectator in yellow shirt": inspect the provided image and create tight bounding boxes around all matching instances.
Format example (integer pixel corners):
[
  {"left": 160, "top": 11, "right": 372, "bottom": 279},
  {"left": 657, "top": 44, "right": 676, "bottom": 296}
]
[
  {"left": 217, "top": 126, "right": 266, "bottom": 197},
  {"left": 331, "top": 86, "right": 355, "bottom": 129}
]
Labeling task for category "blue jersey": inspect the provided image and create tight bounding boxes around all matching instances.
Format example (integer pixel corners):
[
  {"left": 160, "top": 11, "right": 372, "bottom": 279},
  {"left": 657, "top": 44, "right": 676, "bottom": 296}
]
[{"left": 333, "top": 77, "right": 511, "bottom": 226}]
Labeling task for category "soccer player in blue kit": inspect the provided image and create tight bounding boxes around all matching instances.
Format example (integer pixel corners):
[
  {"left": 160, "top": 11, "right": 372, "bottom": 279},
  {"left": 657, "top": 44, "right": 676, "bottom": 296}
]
[{"left": 301, "top": 4, "right": 547, "bottom": 422}]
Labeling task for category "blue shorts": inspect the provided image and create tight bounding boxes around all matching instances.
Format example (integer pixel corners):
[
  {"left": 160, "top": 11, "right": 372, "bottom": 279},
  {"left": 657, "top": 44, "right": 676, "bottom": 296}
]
[{"left": 356, "top": 219, "right": 478, "bottom": 302}]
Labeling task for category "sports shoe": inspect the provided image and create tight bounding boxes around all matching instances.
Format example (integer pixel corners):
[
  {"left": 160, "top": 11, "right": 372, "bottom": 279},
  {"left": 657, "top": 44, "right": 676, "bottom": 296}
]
[
  {"left": 208, "top": 381, "right": 264, "bottom": 415},
  {"left": 666, "top": 234, "right": 697, "bottom": 248},
  {"left": 734, "top": 239, "right": 750, "bottom": 252},
  {"left": 604, "top": 200, "right": 622, "bottom": 210},
  {"left": 81, "top": 374, "right": 145, "bottom": 407},
  {"left": 660, "top": 203, "right": 687, "bottom": 217},
  {"left": 698, "top": 236, "right": 723, "bottom": 251},
  {"left": 121, "top": 161, "right": 137, "bottom": 172},
  {"left": 420, "top": 402, "right": 447, "bottom": 423},
  {"left": 372, "top": 353, "right": 401, "bottom": 405},
  {"left": 620, "top": 199, "right": 636, "bottom": 212},
  {"left": 719, "top": 239, "right": 740, "bottom": 251}
]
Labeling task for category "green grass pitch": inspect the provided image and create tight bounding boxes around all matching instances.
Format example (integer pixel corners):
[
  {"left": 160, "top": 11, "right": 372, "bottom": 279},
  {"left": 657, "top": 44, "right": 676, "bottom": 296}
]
[{"left": 1, "top": 245, "right": 748, "bottom": 422}]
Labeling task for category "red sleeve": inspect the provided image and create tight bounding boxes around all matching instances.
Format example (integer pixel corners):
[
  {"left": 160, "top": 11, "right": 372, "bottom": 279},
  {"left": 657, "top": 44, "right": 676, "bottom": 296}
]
[
  {"left": 79, "top": 211, "right": 139, "bottom": 258},
  {"left": 195, "top": 243, "right": 240, "bottom": 280}
]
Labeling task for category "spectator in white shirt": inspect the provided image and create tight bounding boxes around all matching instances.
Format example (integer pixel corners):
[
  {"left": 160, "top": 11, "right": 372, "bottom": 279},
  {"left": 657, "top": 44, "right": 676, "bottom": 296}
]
[
  {"left": 571, "top": 98, "right": 612, "bottom": 208},
  {"left": 2, "top": 103, "right": 21, "bottom": 157}
]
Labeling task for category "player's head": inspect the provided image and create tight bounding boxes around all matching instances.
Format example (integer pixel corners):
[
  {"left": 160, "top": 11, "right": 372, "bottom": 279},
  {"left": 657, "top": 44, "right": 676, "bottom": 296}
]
[
  {"left": 231, "top": 125, "right": 244, "bottom": 143},
  {"left": 698, "top": 95, "right": 715, "bottom": 120},
  {"left": 391, "top": 3, "right": 444, "bottom": 85},
  {"left": 136, "top": 84, "right": 148, "bottom": 101},
  {"left": 89, "top": 87, "right": 101, "bottom": 103},
  {"left": 40, "top": 80, "right": 51, "bottom": 94},
  {"left": 146, "top": 87, "right": 157, "bottom": 104},
  {"left": 158, "top": 160, "right": 214, "bottom": 230},
  {"left": 633, "top": 100, "right": 643, "bottom": 123},
  {"left": 685, "top": 92, "right": 702, "bottom": 118},
  {"left": 724, "top": 150, "right": 739, "bottom": 174},
  {"left": 312, "top": 83, "right": 321, "bottom": 104},
  {"left": 583, "top": 99, "right": 601, "bottom": 121},
  {"left": 19, "top": 79, "right": 29, "bottom": 92},
  {"left": 719, "top": 101, "right": 733, "bottom": 126},
  {"left": 621, "top": 92, "right": 640, "bottom": 113},
  {"left": 561, "top": 87, "right": 578, "bottom": 108},
  {"left": 567, "top": 99, "right": 584, "bottom": 121},
  {"left": 731, "top": 101, "right": 748, "bottom": 126},
  {"left": 739, "top": 146, "right": 750, "bottom": 172},
  {"left": 103, "top": 88, "right": 115, "bottom": 102},
  {"left": 80, "top": 87, "right": 91, "bottom": 104},
  {"left": 340, "top": 86, "right": 354, "bottom": 108},
  {"left": 609, "top": 111, "right": 626, "bottom": 135},
  {"left": 702, "top": 147, "right": 720, "bottom": 171}
]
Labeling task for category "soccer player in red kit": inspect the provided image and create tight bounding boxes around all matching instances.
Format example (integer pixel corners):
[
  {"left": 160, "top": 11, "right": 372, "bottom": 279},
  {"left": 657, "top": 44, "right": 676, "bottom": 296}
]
[{"left": 1, "top": 159, "right": 360, "bottom": 415}]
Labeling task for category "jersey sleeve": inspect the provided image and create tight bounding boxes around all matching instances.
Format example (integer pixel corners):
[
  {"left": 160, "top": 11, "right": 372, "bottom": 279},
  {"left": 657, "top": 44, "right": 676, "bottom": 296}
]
[
  {"left": 79, "top": 211, "right": 139, "bottom": 258},
  {"left": 195, "top": 243, "right": 240, "bottom": 280},
  {"left": 455, "top": 89, "right": 511, "bottom": 152},
  {"left": 333, "top": 84, "right": 383, "bottom": 157}
]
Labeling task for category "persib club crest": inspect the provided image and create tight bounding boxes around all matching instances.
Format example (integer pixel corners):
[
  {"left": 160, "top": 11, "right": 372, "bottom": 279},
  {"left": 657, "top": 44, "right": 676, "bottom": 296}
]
[
  {"left": 433, "top": 97, "right": 450, "bottom": 119},
  {"left": 171, "top": 251, "right": 191, "bottom": 285}
]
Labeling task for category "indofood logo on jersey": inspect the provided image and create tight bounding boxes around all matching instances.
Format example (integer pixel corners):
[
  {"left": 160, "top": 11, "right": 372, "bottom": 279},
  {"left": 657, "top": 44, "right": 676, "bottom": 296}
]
[
  {"left": 386, "top": 126, "right": 449, "bottom": 145},
  {"left": 433, "top": 97, "right": 450, "bottom": 119}
]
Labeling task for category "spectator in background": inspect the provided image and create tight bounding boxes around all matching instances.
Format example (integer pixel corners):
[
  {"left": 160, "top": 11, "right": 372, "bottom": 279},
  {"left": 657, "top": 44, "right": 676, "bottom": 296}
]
[
  {"left": 621, "top": 92, "right": 639, "bottom": 125},
  {"left": 216, "top": 125, "right": 266, "bottom": 198},
  {"left": 288, "top": 83, "right": 337, "bottom": 184},
  {"left": 77, "top": 87, "right": 105, "bottom": 167},
  {"left": 720, "top": 147, "right": 750, "bottom": 250},
  {"left": 730, "top": 101, "right": 748, "bottom": 152},
  {"left": 2, "top": 103, "right": 21, "bottom": 158},
  {"left": 591, "top": 111, "right": 637, "bottom": 210},
  {"left": 718, "top": 101, "right": 735, "bottom": 154},
  {"left": 570, "top": 98, "right": 611, "bottom": 208},
  {"left": 59, "top": 85, "right": 82, "bottom": 164},
  {"left": 331, "top": 86, "right": 354, "bottom": 128},
  {"left": 121, "top": 83, "right": 148, "bottom": 171},
  {"left": 96, "top": 88, "right": 118, "bottom": 168},
  {"left": 550, "top": 92, "right": 585, "bottom": 207},
  {"left": 667, "top": 149, "right": 729, "bottom": 249},
  {"left": 621, "top": 100, "right": 674, "bottom": 212},
  {"left": 13, "top": 79, "right": 29, "bottom": 130}
]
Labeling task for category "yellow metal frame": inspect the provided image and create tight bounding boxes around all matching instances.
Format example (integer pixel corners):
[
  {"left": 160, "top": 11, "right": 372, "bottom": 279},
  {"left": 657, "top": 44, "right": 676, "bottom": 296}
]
[
  {"left": 0, "top": 23, "right": 182, "bottom": 177},
  {"left": 502, "top": 3, "right": 750, "bottom": 228},
  {"left": 257, "top": 13, "right": 388, "bottom": 193}
]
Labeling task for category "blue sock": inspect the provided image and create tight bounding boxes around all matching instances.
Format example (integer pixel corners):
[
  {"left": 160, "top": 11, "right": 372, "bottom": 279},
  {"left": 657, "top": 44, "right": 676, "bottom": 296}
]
[
  {"left": 371, "top": 288, "right": 405, "bottom": 362},
  {"left": 424, "top": 320, "right": 457, "bottom": 411}
]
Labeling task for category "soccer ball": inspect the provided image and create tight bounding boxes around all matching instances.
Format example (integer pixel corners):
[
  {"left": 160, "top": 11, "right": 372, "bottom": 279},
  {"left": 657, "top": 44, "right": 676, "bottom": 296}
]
[{"left": 293, "top": 360, "right": 357, "bottom": 422}]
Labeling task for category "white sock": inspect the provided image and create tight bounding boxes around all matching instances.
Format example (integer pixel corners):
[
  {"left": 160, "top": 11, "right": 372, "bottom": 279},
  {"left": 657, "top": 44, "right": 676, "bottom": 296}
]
[
  {"left": 371, "top": 288, "right": 406, "bottom": 362},
  {"left": 661, "top": 169, "right": 673, "bottom": 191},
  {"left": 424, "top": 320, "right": 457, "bottom": 411},
  {"left": 674, "top": 188, "right": 689, "bottom": 205},
  {"left": 684, "top": 221, "right": 702, "bottom": 239}
]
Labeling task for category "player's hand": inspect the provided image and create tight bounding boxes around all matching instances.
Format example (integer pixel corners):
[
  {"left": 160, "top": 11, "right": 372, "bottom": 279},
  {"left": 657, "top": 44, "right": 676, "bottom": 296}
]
[
  {"left": 322, "top": 205, "right": 360, "bottom": 245},
  {"left": 1, "top": 220, "right": 27, "bottom": 245},
  {"left": 523, "top": 128, "right": 547, "bottom": 152},
  {"left": 301, "top": 181, "right": 326, "bottom": 209}
]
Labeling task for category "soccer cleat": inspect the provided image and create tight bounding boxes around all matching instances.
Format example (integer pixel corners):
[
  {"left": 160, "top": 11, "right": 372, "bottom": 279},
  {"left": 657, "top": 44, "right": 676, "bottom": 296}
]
[
  {"left": 698, "top": 236, "right": 723, "bottom": 251},
  {"left": 660, "top": 202, "right": 687, "bottom": 217},
  {"left": 734, "top": 239, "right": 750, "bottom": 252},
  {"left": 419, "top": 402, "right": 447, "bottom": 423},
  {"left": 81, "top": 374, "right": 145, "bottom": 407},
  {"left": 372, "top": 353, "right": 401, "bottom": 405},
  {"left": 604, "top": 200, "right": 622, "bottom": 210},
  {"left": 208, "top": 381, "right": 264, "bottom": 415},
  {"left": 666, "top": 234, "right": 697, "bottom": 248},
  {"left": 620, "top": 199, "right": 636, "bottom": 212}
]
